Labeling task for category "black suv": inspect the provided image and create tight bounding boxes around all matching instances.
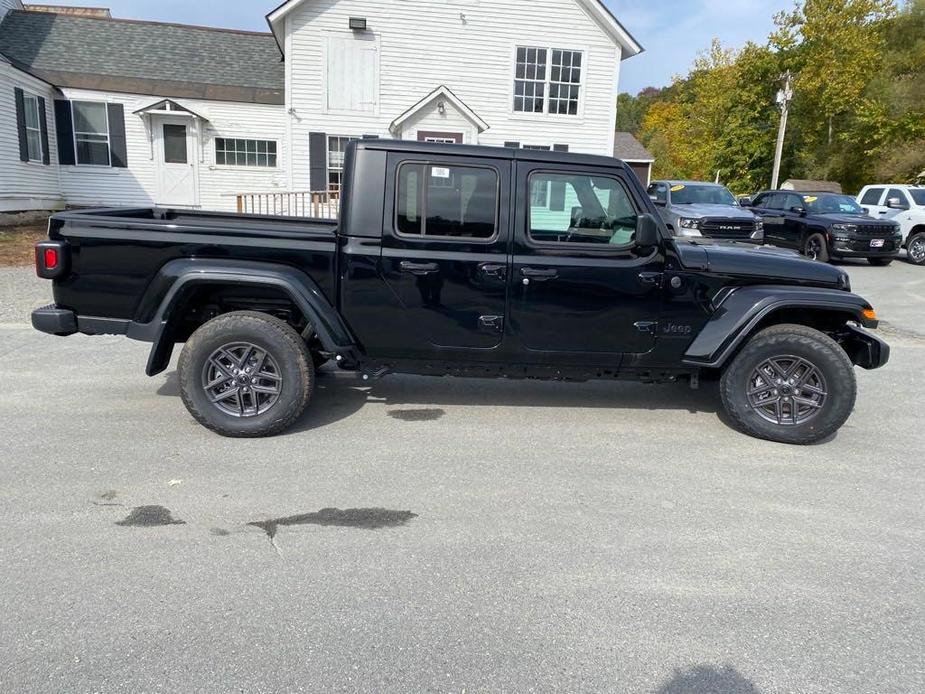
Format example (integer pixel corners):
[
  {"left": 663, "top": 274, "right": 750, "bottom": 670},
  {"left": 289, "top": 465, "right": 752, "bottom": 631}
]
[{"left": 746, "top": 191, "right": 902, "bottom": 265}]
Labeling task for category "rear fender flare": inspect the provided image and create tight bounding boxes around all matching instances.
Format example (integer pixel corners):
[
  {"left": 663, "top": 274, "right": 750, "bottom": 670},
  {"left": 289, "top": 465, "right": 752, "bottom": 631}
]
[
  {"left": 683, "top": 285, "right": 875, "bottom": 369},
  {"left": 127, "top": 259, "right": 356, "bottom": 376}
]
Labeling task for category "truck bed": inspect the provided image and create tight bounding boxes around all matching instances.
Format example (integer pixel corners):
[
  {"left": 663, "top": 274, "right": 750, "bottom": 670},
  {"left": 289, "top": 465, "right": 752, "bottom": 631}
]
[{"left": 49, "top": 207, "right": 339, "bottom": 322}]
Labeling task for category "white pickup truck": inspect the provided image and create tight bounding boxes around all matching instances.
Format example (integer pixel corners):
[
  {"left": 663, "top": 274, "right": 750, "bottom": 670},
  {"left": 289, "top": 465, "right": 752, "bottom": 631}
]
[{"left": 857, "top": 185, "right": 925, "bottom": 265}]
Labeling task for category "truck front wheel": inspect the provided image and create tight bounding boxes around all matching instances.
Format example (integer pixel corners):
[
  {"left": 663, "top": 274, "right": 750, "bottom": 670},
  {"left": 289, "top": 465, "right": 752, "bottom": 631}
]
[
  {"left": 719, "top": 324, "right": 856, "bottom": 445},
  {"left": 178, "top": 311, "right": 314, "bottom": 437}
]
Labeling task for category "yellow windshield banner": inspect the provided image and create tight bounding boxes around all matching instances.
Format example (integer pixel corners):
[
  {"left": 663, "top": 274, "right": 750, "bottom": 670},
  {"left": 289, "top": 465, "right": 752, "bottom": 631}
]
[
  {"left": 803, "top": 196, "right": 818, "bottom": 203},
  {"left": 671, "top": 184, "right": 686, "bottom": 192}
]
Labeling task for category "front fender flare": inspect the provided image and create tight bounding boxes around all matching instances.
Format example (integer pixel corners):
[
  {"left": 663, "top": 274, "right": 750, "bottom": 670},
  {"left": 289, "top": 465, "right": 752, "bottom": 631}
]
[
  {"left": 126, "top": 259, "right": 357, "bottom": 376},
  {"left": 683, "top": 285, "right": 875, "bottom": 369}
]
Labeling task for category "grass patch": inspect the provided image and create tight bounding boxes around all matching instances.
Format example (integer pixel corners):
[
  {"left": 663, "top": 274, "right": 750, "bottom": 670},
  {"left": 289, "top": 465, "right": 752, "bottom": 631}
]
[{"left": 0, "top": 225, "right": 46, "bottom": 267}]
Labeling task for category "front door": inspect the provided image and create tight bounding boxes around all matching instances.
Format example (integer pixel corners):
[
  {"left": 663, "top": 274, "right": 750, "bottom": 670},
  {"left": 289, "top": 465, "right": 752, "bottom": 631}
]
[
  {"left": 508, "top": 162, "right": 663, "bottom": 357},
  {"left": 378, "top": 151, "right": 511, "bottom": 360},
  {"left": 154, "top": 118, "right": 197, "bottom": 206}
]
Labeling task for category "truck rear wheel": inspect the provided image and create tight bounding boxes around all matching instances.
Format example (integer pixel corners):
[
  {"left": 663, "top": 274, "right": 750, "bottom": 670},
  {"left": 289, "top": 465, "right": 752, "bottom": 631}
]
[
  {"left": 719, "top": 324, "right": 856, "bottom": 445},
  {"left": 178, "top": 311, "right": 313, "bottom": 437}
]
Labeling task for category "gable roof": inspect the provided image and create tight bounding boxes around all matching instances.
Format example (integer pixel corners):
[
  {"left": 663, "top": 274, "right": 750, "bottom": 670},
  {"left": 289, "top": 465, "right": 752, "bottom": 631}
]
[
  {"left": 613, "top": 132, "right": 653, "bottom": 162},
  {"left": 0, "top": 10, "right": 284, "bottom": 104},
  {"left": 266, "top": 0, "right": 643, "bottom": 59},
  {"left": 390, "top": 85, "right": 489, "bottom": 134}
]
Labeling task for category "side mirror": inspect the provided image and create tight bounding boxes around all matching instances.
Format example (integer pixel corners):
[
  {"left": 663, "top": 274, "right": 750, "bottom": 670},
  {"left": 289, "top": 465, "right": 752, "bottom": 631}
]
[
  {"left": 653, "top": 198, "right": 667, "bottom": 207},
  {"left": 887, "top": 197, "right": 905, "bottom": 210},
  {"left": 738, "top": 196, "right": 752, "bottom": 207},
  {"left": 790, "top": 206, "right": 806, "bottom": 216},
  {"left": 635, "top": 213, "right": 661, "bottom": 249}
]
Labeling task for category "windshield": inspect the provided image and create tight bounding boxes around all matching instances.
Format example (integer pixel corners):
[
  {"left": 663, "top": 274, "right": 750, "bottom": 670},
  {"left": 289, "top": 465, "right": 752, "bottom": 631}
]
[
  {"left": 910, "top": 189, "right": 925, "bottom": 206},
  {"left": 670, "top": 184, "right": 737, "bottom": 206},
  {"left": 802, "top": 194, "right": 864, "bottom": 215}
]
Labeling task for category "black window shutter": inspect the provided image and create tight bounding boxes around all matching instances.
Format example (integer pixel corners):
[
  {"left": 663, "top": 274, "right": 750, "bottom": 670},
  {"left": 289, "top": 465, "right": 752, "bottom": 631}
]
[
  {"left": 504, "top": 141, "right": 520, "bottom": 149},
  {"left": 553, "top": 144, "right": 569, "bottom": 152},
  {"left": 54, "top": 100, "right": 76, "bottom": 165},
  {"left": 38, "top": 96, "right": 50, "bottom": 165},
  {"left": 309, "top": 132, "right": 327, "bottom": 191},
  {"left": 107, "top": 103, "right": 128, "bottom": 168},
  {"left": 14, "top": 88, "right": 29, "bottom": 162}
]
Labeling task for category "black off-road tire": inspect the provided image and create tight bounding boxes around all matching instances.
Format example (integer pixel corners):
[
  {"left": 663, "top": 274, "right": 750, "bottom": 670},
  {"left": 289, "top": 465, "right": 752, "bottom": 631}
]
[
  {"left": 720, "top": 324, "right": 856, "bottom": 445},
  {"left": 178, "top": 311, "right": 314, "bottom": 437},
  {"left": 867, "top": 257, "right": 893, "bottom": 266},
  {"left": 803, "top": 233, "right": 830, "bottom": 263}
]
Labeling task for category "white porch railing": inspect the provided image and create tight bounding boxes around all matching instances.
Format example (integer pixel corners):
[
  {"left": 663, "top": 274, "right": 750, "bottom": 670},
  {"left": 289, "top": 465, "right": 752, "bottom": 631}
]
[{"left": 232, "top": 191, "right": 340, "bottom": 219}]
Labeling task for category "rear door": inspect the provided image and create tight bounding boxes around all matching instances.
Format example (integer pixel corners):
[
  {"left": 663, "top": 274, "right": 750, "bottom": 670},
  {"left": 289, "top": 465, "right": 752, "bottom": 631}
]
[
  {"left": 754, "top": 193, "right": 787, "bottom": 245},
  {"left": 378, "top": 152, "right": 511, "bottom": 360},
  {"left": 507, "top": 162, "right": 663, "bottom": 358}
]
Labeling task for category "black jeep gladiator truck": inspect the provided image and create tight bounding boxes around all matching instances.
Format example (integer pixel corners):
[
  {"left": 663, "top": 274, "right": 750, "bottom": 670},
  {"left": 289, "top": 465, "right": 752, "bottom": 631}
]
[{"left": 32, "top": 141, "right": 889, "bottom": 444}]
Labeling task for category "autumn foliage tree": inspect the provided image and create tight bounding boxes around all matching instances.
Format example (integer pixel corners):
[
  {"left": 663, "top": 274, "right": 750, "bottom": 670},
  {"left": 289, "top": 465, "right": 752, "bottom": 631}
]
[{"left": 621, "top": 0, "right": 922, "bottom": 192}]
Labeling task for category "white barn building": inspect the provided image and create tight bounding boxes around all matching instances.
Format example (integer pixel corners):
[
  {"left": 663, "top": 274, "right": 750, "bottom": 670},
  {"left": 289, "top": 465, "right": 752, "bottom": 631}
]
[{"left": 0, "top": 0, "right": 641, "bottom": 215}]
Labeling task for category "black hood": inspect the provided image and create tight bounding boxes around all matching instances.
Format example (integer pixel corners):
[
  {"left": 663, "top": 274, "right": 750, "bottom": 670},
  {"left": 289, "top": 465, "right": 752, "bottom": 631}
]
[
  {"left": 810, "top": 212, "right": 879, "bottom": 225},
  {"left": 675, "top": 241, "right": 849, "bottom": 289}
]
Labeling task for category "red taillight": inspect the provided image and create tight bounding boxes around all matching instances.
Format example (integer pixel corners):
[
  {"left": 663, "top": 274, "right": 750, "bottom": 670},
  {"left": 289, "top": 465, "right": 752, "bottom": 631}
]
[
  {"left": 35, "top": 241, "right": 66, "bottom": 279},
  {"left": 43, "top": 247, "right": 59, "bottom": 270}
]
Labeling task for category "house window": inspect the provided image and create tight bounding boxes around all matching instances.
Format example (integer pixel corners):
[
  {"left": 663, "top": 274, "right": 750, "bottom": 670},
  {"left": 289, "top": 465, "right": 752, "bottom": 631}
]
[
  {"left": 327, "top": 136, "right": 354, "bottom": 194},
  {"left": 72, "top": 101, "right": 110, "bottom": 166},
  {"left": 397, "top": 163, "right": 498, "bottom": 239},
  {"left": 22, "top": 94, "right": 43, "bottom": 162},
  {"left": 514, "top": 47, "right": 582, "bottom": 116},
  {"left": 215, "top": 138, "right": 277, "bottom": 167}
]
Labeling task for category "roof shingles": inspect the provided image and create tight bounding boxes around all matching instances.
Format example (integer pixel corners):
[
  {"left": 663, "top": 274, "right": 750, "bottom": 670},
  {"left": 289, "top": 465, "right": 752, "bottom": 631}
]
[{"left": 0, "top": 10, "right": 284, "bottom": 103}]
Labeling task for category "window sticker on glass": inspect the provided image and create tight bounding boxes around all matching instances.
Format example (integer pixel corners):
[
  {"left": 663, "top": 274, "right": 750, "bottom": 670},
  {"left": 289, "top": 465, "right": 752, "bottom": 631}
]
[
  {"left": 804, "top": 196, "right": 818, "bottom": 203},
  {"left": 431, "top": 167, "right": 451, "bottom": 179},
  {"left": 671, "top": 184, "right": 685, "bottom": 192}
]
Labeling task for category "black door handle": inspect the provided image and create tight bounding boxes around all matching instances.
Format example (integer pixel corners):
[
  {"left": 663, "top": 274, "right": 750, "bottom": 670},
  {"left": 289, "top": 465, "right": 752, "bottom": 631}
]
[
  {"left": 400, "top": 261, "right": 440, "bottom": 276},
  {"left": 479, "top": 263, "right": 507, "bottom": 279},
  {"left": 521, "top": 267, "right": 558, "bottom": 281}
]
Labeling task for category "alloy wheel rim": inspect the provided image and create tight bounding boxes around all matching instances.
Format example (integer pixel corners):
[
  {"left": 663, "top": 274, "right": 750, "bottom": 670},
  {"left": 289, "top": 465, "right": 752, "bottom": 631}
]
[
  {"left": 746, "top": 355, "right": 827, "bottom": 426},
  {"left": 806, "top": 238, "right": 822, "bottom": 260},
  {"left": 201, "top": 342, "right": 282, "bottom": 418},
  {"left": 910, "top": 238, "right": 925, "bottom": 263}
]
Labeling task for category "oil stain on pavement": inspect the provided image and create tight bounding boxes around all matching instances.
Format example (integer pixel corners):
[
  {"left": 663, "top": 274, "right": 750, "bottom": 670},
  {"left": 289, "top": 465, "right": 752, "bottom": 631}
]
[
  {"left": 248, "top": 507, "right": 418, "bottom": 540},
  {"left": 387, "top": 408, "right": 445, "bottom": 422},
  {"left": 116, "top": 505, "right": 186, "bottom": 527}
]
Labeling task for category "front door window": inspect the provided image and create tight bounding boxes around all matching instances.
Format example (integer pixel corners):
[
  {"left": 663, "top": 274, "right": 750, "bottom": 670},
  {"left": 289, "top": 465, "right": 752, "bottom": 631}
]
[{"left": 163, "top": 124, "right": 188, "bottom": 164}]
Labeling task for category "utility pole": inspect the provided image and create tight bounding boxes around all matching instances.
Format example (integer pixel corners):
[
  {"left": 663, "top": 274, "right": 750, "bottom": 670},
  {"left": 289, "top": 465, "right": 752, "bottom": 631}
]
[{"left": 771, "top": 70, "right": 793, "bottom": 190}]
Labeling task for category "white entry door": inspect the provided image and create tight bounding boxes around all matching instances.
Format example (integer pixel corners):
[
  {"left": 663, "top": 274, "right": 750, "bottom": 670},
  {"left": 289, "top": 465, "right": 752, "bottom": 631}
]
[{"left": 154, "top": 118, "right": 198, "bottom": 206}]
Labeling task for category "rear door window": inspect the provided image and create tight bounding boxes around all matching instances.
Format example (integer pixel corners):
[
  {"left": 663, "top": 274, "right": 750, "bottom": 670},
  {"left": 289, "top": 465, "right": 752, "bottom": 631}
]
[{"left": 396, "top": 163, "right": 499, "bottom": 239}]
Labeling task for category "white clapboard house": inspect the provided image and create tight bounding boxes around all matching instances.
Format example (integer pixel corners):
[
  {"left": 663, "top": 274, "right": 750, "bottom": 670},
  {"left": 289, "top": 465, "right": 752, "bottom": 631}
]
[{"left": 0, "top": 0, "right": 641, "bottom": 216}]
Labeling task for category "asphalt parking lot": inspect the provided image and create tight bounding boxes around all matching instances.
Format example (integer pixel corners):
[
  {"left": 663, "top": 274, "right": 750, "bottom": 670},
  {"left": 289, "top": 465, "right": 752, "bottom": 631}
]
[{"left": 1, "top": 258, "right": 923, "bottom": 693}]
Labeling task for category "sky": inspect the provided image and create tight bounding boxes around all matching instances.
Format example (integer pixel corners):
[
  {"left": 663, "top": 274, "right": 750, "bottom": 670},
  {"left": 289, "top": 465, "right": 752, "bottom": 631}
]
[{"left": 41, "top": 0, "right": 794, "bottom": 95}]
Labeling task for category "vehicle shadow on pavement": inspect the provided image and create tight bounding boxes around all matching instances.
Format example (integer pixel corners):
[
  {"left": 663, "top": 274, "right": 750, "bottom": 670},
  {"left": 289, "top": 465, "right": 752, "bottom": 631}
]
[
  {"left": 655, "top": 664, "right": 760, "bottom": 693},
  {"left": 158, "top": 367, "right": 731, "bottom": 434}
]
